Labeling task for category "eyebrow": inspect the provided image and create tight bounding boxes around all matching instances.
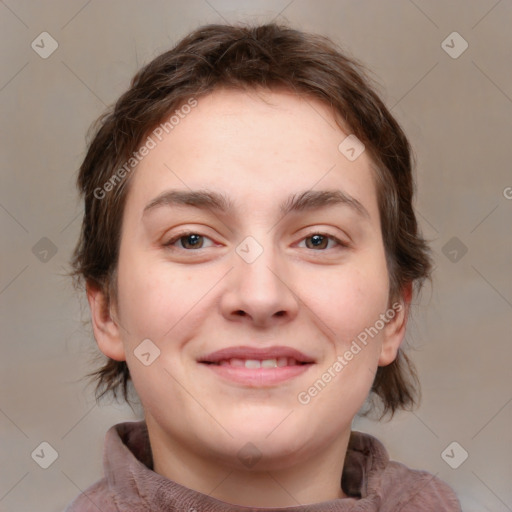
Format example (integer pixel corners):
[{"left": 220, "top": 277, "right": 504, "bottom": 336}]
[{"left": 143, "top": 189, "right": 370, "bottom": 219}]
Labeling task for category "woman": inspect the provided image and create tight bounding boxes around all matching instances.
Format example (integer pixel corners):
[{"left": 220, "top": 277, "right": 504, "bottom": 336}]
[{"left": 66, "top": 22, "right": 461, "bottom": 511}]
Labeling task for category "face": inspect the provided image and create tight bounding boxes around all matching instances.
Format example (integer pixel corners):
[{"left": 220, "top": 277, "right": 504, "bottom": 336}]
[{"left": 89, "top": 87, "right": 407, "bottom": 472}]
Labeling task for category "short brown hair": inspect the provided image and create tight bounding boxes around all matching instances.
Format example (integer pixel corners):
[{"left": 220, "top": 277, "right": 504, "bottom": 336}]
[{"left": 71, "top": 22, "right": 432, "bottom": 417}]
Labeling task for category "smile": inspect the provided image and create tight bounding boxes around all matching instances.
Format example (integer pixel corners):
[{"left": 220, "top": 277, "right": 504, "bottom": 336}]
[
  {"left": 198, "top": 346, "right": 315, "bottom": 386},
  {"left": 210, "top": 357, "right": 307, "bottom": 369}
]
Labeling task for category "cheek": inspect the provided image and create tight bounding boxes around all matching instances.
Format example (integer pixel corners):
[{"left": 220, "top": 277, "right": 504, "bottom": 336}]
[
  {"left": 115, "top": 250, "right": 178, "bottom": 340},
  {"left": 297, "top": 259, "right": 390, "bottom": 345},
  {"left": 116, "top": 249, "right": 220, "bottom": 343},
  {"left": 114, "top": 254, "right": 199, "bottom": 405}
]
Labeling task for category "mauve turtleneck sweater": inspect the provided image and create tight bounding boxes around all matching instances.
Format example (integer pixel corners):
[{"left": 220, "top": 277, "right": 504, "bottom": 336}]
[{"left": 64, "top": 421, "right": 461, "bottom": 511}]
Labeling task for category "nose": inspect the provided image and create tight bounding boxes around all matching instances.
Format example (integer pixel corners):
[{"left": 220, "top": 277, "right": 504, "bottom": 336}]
[{"left": 220, "top": 242, "right": 299, "bottom": 328}]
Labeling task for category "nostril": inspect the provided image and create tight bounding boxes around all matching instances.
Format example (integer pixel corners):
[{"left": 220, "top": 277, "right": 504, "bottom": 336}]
[
  {"left": 235, "top": 310, "right": 246, "bottom": 317},
  {"left": 275, "top": 311, "right": 286, "bottom": 317}
]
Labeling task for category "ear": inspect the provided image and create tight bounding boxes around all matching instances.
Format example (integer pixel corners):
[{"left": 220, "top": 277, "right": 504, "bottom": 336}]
[
  {"left": 86, "top": 281, "right": 126, "bottom": 361},
  {"left": 378, "top": 283, "right": 412, "bottom": 366}
]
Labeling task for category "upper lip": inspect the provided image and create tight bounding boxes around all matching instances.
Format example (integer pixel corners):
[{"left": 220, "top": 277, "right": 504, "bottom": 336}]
[{"left": 199, "top": 346, "right": 316, "bottom": 363}]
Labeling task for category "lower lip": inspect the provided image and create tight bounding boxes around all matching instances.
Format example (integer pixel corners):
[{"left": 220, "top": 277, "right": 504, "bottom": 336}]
[{"left": 200, "top": 363, "right": 313, "bottom": 386}]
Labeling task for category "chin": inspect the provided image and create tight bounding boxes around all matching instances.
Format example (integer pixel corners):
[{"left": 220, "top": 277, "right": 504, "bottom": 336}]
[
  {"left": 221, "top": 408, "right": 299, "bottom": 438},
  {"left": 207, "top": 434, "right": 310, "bottom": 472}
]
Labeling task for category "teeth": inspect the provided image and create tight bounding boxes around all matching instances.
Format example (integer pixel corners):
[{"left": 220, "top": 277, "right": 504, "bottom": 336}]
[{"left": 214, "top": 357, "right": 303, "bottom": 368}]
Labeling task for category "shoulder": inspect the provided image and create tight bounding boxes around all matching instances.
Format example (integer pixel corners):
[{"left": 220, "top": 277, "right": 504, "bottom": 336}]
[
  {"left": 63, "top": 477, "right": 115, "bottom": 512},
  {"left": 380, "top": 460, "right": 462, "bottom": 511},
  {"left": 63, "top": 421, "right": 153, "bottom": 512},
  {"left": 348, "top": 431, "right": 461, "bottom": 511}
]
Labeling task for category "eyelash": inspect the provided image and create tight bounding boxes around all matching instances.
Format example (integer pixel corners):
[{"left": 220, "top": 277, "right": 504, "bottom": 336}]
[{"left": 163, "top": 231, "right": 349, "bottom": 251}]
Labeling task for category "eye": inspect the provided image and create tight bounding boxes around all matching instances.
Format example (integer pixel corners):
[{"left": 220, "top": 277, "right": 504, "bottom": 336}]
[
  {"left": 298, "top": 233, "right": 347, "bottom": 250},
  {"left": 164, "top": 232, "right": 215, "bottom": 250}
]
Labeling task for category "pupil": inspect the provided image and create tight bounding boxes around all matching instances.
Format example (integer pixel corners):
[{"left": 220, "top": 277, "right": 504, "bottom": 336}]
[
  {"left": 185, "top": 234, "right": 202, "bottom": 248},
  {"left": 309, "top": 234, "right": 326, "bottom": 249}
]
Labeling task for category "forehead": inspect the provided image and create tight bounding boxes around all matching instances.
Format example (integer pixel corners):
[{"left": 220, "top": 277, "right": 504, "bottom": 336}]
[
  {"left": 124, "top": 87, "right": 379, "bottom": 220},
  {"left": 170, "top": 86, "right": 347, "bottom": 157}
]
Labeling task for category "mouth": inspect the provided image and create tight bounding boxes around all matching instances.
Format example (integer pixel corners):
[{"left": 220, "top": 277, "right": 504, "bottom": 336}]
[
  {"left": 203, "top": 357, "right": 308, "bottom": 369},
  {"left": 198, "top": 346, "right": 315, "bottom": 386}
]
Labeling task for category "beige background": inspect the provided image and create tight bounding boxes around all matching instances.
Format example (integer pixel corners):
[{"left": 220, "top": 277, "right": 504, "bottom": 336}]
[{"left": 1, "top": 1, "right": 511, "bottom": 511}]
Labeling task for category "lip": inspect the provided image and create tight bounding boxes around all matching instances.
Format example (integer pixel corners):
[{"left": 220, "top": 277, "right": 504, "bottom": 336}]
[
  {"left": 199, "top": 345, "right": 316, "bottom": 364},
  {"left": 198, "top": 345, "right": 315, "bottom": 387}
]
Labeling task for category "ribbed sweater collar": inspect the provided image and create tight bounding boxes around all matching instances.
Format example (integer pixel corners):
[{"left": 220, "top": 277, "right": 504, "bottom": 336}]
[{"left": 102, "top": 420, "right": 388, "bottom": 511}]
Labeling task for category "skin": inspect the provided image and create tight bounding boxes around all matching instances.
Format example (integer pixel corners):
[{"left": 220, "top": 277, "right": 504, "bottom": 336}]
[{"left": 88, "top": 87, "right": 410, "bottom": 507}]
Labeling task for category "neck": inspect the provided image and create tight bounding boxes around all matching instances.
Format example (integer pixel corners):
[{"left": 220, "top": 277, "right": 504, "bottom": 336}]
[{"left": 145, "top": 417, "right": 351, "bottom": 507}]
